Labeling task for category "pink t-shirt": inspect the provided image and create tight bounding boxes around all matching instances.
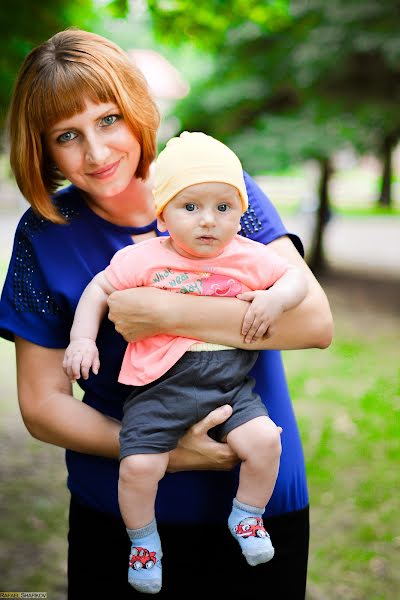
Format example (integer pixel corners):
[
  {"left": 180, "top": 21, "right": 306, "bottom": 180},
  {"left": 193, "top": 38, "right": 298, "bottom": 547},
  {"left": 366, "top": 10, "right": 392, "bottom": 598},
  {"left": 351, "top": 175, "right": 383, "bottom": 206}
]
[{"left": 104, "top": 235, "right": 288, "bottom": 385}]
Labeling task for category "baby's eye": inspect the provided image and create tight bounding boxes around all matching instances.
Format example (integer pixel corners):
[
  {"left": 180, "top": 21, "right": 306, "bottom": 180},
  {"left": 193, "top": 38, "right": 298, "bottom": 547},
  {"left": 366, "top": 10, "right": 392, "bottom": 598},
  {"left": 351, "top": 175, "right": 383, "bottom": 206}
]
[
  {"left": 185, "top": 203, "right": 197, "bottom": 212},
  {"left": 57, "top": 131, "right": 77, "bottom": 143},
  {"left": 101, "top": 114, "right": 119, "bottom": 126},
  {"left": 217, "top": 203, "right": 229, "bottom": 212}
]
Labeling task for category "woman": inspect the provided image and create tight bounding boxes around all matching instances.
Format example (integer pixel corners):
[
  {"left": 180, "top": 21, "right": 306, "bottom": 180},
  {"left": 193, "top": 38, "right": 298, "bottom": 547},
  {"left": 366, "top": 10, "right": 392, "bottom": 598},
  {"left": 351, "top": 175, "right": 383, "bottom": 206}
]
[{"left": 0, "top": 29, "right": 333, "bottom": 598}]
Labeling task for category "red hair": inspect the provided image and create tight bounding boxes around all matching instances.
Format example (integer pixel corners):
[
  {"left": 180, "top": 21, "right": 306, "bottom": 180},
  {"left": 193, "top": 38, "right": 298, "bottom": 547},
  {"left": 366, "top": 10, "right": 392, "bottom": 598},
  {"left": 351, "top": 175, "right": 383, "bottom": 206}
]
[{"left": 8, "top": 29, "right": 160, "bottom": 223}]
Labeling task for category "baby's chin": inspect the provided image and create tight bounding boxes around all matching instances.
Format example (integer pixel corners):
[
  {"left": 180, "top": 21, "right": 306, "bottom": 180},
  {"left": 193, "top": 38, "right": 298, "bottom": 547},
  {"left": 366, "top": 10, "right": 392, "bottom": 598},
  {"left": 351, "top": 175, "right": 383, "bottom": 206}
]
[
  {"left": 169, "top": 242, "right": 222, "bottom": 259},
  {"left": 188, "top": 246, "right": 225, "bottom": 259}
]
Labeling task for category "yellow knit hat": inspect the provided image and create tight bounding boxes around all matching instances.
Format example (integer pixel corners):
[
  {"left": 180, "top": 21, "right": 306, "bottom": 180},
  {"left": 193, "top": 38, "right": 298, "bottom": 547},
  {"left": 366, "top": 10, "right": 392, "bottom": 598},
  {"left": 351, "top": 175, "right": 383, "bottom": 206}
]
[{"left": 153, "top": 131, "right": 248, "bottom": 215}]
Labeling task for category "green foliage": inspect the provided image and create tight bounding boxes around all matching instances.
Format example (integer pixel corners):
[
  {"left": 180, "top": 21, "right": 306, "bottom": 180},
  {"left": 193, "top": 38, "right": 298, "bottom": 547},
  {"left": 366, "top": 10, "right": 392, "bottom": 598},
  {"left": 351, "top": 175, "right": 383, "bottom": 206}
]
[
  {"left": 0, "top": 0, "right": 93, "bottom": 125},
  {"left": 105, "top": 0, "right": 129, "bottom": 18},
  {"left": 148, "top": 0, "right": 290, "bottom": 48},
  {"left": 291, "top": 0, "right": 400, "bottom": 151},
  {"left": 0, "top": 0, "right": 131, "bottom": 128},
  {"left": 150, "top": 0, "right": 400, "bottom": 177}
]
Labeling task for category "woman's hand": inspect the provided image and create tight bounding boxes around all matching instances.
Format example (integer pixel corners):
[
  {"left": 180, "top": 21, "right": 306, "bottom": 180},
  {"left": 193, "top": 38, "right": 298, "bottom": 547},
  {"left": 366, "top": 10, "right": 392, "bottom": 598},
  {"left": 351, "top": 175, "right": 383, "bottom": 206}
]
[
  {"left": 167, "top": 405, "right": 239, "bottom": 472},
  {"left": 107, "top": 287, "right": 169, "bottom": 342}
]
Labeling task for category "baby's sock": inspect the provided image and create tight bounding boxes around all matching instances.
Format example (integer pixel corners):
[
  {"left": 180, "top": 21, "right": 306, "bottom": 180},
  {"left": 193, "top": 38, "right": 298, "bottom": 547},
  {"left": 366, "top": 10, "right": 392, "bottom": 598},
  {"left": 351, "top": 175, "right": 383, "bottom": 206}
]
[
  {"left": 127, "top": 519, "right": 162, "bottom": 594},
  {"left": 228, "top": 497, "right": 274, "bottom": 566}
]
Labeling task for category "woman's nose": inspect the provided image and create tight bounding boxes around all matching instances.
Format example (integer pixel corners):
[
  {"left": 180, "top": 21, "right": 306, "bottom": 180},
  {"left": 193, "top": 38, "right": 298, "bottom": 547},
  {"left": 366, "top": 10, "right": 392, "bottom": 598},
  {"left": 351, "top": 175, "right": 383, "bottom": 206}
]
[{"left": 84, "top": 134, "right": 111, "bottom": 164}]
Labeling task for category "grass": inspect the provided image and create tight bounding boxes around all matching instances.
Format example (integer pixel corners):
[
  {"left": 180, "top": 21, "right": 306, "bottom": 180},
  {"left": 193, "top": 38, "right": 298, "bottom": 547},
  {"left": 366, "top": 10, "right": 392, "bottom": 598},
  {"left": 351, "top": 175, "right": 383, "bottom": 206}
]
[
  {"left": 0, "top": 267, "right": 399, "bottom": 598},
  {"left": 255, "top": 193, "right": 400, "bottom": 218},
  {"left": 333, "top": 205, "right": 400, "bottom": 217},
  {"left": 253, "top": 164, "right": 400, "bottom": 218},
  {"left": 283, "top": 297, "right": 400, "bottom": 599},
  {"left": 270, "top": 201, "right": 400, "bottom": 218}
]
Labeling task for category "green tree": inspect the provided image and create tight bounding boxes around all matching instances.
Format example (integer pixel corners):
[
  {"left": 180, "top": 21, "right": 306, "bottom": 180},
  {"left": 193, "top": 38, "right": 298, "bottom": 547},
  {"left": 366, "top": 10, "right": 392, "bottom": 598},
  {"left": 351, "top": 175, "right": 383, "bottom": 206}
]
[
  {"left": 291, "top": 0, "right": 400, "bottom": 207},
  {"left": 148, "top": 0, "right": 290, "bottom": 47},
  {"left": 148, "top": 0, "right": 400, "bottom": 271},
  {"left": 148, "top": 3, "right": 353, "bottom": 271}
]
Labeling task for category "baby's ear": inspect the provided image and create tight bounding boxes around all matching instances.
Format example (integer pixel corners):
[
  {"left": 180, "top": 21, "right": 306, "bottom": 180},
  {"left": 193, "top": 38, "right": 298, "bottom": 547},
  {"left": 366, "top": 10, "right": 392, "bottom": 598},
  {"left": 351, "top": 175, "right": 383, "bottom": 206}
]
[{"left": 157, "top": 214, "right": 168, "bottom": 232}]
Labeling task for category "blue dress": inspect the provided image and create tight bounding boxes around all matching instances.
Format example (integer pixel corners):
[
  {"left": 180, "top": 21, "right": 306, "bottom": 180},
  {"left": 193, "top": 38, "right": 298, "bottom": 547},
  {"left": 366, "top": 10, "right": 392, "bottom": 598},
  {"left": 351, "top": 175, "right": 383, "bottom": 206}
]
[{"left": 0, "top": 173, "right": 308, "bottom": 523}]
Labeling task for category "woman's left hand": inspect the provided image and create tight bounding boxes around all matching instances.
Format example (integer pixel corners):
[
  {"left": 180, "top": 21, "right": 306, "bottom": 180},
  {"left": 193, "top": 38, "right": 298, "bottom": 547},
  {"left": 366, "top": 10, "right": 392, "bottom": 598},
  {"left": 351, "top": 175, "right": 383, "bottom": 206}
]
[{"left": 107, "top": 287, "right": 168, "bottom": 341}]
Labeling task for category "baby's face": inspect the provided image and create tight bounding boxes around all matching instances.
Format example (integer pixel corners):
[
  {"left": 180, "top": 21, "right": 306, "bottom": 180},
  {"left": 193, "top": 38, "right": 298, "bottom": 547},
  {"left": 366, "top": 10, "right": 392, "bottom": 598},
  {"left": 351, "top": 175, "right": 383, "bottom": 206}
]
[{"left": 158, "top": 182, "right": 243, "bottom": 259}]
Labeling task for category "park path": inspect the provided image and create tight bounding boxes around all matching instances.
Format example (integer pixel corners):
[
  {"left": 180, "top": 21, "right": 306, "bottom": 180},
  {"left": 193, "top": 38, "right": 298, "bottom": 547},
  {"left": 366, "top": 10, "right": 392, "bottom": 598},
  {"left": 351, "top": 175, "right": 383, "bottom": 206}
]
[{"left": 284, "top": 213, "right": 399, "bottom": 279}]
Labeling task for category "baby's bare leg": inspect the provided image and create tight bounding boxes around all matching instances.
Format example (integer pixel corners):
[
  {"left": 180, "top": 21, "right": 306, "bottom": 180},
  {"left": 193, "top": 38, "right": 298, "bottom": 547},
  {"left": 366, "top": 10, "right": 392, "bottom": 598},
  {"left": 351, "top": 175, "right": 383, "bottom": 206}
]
[
  {"left": 119, "top": 453, "right": 169, "bottom": 594},
  {"left": 227, "top": 416, "right": 281, "bottom": 508},
  {"left": 226, "top": 416, "right": 281, "bottom": 566},
  {"left": 119, "top": 453, "right": 169, "bottom": 529}
]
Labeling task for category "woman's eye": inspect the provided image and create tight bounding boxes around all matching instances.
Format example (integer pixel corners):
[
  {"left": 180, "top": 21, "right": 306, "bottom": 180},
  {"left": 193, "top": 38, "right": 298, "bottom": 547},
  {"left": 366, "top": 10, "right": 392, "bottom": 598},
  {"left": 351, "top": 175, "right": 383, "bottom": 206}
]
[
  {"left": 185, "top": 203, "right": 197, "bottom": 212},
  {"left": 57, "top": 131, "right": 77, "bottom": 143},
  {"left": 217, "top": 203, "right": 229, "bottom": 212},
  {"left": 101, "top": 114, "right": 119, "bottom": 126}
]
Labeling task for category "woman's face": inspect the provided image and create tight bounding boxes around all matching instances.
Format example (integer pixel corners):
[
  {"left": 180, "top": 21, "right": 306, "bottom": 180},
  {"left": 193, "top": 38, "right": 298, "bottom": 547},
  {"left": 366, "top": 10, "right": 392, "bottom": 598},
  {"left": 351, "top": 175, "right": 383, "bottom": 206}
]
[{"left": 46, "top": 100, "right": 141, "bottom": 203}]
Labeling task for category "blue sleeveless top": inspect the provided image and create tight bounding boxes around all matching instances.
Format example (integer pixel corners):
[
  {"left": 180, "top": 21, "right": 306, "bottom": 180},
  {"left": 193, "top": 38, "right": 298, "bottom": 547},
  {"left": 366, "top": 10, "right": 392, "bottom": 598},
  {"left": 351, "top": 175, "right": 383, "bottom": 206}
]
[{"left": 0, "top": 173, "right": 308, "bottom": 523}]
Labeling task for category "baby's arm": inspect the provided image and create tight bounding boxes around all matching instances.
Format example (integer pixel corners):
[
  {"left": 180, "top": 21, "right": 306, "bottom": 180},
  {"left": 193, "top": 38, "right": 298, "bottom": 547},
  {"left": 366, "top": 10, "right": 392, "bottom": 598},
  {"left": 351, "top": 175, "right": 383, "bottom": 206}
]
[
  {"left": 63, "top": 271, "right": 117, "bottom": 381},
  {"left": 237, "top": 265, "right": 308, "bottom": 343}
]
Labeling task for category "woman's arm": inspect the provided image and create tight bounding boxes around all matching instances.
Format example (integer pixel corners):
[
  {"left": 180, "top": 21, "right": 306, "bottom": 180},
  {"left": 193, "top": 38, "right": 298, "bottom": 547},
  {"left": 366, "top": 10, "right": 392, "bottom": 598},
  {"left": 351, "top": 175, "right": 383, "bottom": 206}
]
[
  {"left": 15, "top": 336, "right": 237, "bottom": 469},
  {"left": 108, "top": 235, "right": 333, "bottom": 350},
  {"left": 16, "top": 336, "right": 121, "bottom": 458}
]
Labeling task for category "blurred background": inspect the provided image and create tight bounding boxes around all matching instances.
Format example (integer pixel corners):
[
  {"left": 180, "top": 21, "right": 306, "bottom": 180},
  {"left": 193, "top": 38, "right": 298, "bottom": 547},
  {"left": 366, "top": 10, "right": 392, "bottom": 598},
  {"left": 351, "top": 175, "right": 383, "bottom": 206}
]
[{"left": 0, "top": 1, "right": 399, "bottom": 598}]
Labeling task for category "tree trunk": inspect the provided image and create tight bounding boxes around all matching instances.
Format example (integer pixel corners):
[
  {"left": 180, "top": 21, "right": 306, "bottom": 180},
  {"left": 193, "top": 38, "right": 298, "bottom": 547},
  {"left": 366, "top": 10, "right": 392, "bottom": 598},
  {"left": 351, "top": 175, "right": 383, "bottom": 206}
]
[
  {"left": 308, "top": 157, "right": 332, "bottom": 274},
  {"left": 378, "top": 134, "right": 394, "bottom": 208}
]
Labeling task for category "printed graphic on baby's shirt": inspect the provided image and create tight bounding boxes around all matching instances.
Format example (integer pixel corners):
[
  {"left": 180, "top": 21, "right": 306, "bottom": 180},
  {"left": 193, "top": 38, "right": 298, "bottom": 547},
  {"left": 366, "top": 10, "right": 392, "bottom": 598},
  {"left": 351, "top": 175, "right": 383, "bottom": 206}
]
[{"left": 151, "top": 268, "right": 243, "bottom": 296}]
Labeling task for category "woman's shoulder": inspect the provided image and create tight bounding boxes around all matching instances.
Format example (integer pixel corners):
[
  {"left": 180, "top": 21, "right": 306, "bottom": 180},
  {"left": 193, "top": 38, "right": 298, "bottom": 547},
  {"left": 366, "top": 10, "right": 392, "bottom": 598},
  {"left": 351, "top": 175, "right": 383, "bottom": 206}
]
[
  {"left": 242, "top": 172, "right": 303, "bottom": 254},
  {"left": 53, "top": 185, "right": 83, "bottom": 219},
  {"left": 16, "top": 185, "right": 83, "bottom": 241},
  {"left": 241, "top": 172, "right": 285, "bottom": 241}
]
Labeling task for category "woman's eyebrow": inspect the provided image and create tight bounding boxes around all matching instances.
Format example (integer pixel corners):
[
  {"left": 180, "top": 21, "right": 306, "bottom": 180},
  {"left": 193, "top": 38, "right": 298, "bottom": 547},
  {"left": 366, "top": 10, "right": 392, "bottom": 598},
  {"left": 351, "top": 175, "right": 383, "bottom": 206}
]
[{"left": 48, "top": 105, "right": 120, "bottom": 135}]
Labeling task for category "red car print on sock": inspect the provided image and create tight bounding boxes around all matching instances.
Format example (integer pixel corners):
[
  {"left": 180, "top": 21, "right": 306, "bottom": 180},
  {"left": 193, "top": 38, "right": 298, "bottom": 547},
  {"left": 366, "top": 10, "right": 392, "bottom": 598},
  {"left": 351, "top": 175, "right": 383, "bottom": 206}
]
[
  {"left": 129, "top": 547, "right": 157, "bottom": 570},
  {"left": 234, "top": 517, "right": 267, "bottom": 538}
]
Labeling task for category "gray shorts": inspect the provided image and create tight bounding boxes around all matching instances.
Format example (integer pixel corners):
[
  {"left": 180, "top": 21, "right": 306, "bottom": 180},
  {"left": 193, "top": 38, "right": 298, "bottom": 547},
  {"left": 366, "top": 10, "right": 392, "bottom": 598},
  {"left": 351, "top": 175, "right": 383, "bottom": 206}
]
[{"left": 119, "top": 349, "right": 268, "bottom": 459}]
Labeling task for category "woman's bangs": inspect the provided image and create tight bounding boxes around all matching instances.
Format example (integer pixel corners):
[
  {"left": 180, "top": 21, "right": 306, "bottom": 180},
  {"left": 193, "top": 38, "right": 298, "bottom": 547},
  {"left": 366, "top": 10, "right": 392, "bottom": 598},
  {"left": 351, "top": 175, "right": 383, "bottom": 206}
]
[{"left": 33, "top": 62, "right": 117, "bottom": 131}]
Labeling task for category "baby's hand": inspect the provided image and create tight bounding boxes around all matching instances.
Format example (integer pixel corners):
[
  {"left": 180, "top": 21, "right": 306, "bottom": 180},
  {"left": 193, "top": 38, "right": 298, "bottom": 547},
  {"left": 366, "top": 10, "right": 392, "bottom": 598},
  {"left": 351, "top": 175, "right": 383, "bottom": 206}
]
[
  {"left": 63, "top": 338, "right": 100, "bottom": 382},
  {"left": 237, "top": 290, "right": 284, "bottom": 343}
]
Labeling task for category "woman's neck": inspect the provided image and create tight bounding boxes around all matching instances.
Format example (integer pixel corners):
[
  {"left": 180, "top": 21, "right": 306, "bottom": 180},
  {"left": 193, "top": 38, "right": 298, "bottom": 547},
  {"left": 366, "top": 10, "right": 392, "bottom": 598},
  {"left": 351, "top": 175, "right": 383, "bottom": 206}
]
[{"left": 83, "top": 177, "right": 156, "bottom": 227}]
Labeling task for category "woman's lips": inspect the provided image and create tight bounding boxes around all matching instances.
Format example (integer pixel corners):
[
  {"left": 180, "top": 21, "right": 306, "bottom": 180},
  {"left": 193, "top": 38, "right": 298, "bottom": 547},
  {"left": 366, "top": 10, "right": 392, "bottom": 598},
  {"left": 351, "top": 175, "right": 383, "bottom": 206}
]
[{"left": 88, "top": 159, "right": 121, "bottom": 179}]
